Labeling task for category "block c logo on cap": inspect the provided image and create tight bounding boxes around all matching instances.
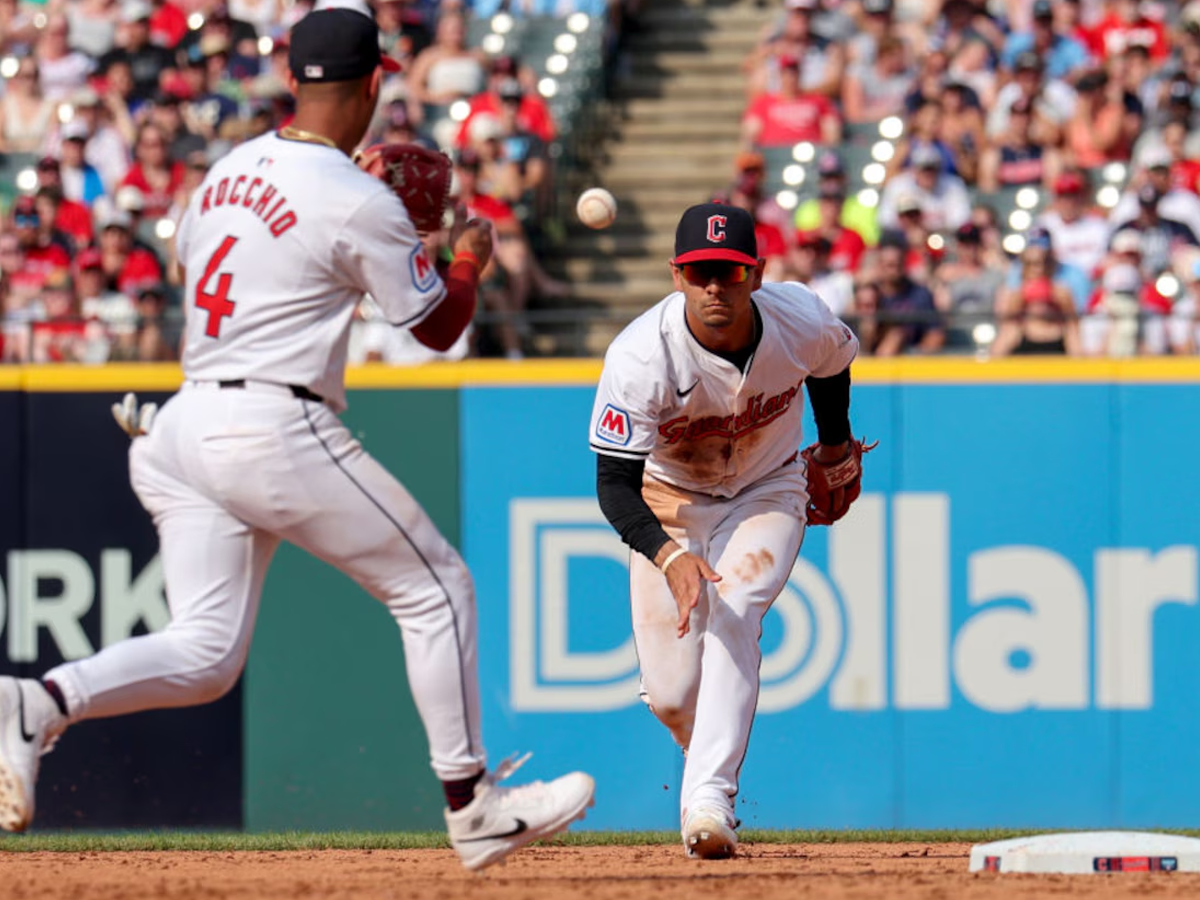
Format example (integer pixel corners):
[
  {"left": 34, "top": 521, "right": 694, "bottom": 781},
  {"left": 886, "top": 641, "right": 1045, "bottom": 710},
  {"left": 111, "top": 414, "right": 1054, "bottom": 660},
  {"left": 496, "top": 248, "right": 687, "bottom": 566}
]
[{"left": 707, "top": 215, "right": 727, "bottom": 243}]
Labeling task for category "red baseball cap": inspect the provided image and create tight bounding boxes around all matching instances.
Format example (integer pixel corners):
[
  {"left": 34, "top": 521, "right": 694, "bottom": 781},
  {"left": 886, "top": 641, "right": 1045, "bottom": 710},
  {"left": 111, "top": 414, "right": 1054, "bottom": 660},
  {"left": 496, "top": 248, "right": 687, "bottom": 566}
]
[
  {"left": 1054, "top": 172, "right": 1086, "bottom": 194},
  {"left": 673, "top": 203, "right": 759, "bottom": 266},
  {"left": 77, "top": 248, "right": 103, "bottom": 269}
]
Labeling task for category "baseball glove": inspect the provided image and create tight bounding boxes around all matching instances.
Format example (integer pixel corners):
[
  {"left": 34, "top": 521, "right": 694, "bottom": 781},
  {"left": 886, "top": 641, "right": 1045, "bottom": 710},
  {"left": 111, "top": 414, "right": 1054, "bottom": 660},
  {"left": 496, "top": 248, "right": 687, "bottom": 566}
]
[
  {"left": 801, "top": 437, "right": 878, "bottom": 526},
  {"left": 355, "top": 142, "right": 453, "bottom": 234}
]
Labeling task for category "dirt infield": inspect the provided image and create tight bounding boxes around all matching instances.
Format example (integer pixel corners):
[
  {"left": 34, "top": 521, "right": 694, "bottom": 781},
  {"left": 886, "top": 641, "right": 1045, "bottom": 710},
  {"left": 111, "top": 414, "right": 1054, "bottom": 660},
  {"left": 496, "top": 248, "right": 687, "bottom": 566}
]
[{"left": 5, "top": 843, "right": 1200, "bottom": 899}]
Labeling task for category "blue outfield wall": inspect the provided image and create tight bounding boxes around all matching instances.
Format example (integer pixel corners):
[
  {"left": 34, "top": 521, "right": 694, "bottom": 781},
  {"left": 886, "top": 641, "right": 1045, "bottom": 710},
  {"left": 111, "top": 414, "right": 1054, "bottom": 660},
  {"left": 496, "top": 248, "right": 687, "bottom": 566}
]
[{"left": 460, "top": 381, "right": 1200, "bottom": 832}]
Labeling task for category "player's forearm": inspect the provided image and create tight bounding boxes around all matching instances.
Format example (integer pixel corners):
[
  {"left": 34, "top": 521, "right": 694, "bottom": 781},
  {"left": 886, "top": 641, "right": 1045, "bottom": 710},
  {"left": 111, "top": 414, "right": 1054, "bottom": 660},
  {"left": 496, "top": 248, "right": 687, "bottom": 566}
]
[
  {"left": 805, "top": 366, "right": 851, "bottom": 446},
  {"left": 411, "top": 256, "right": 479, "bottom": 351},
  {"left": 596, "top": 454, "right": 672, "bottom": 561}
]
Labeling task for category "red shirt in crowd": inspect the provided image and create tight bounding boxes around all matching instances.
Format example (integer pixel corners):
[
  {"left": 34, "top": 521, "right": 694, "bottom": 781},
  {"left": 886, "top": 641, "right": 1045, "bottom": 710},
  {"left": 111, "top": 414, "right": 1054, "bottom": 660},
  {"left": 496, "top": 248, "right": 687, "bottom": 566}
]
[
  {"left": 120, "top": 162, "right": 186, "bottom": 220},
  {"left": 464, "top": 193, "right": 517, "bottom": 227},
  {"left": 456, "top": 94, "right": 556, "bottom": 148},
  {"left": 55, "top": 200, "right": 95, "bottom": 249},
  {"left": 113, "top": 248, "right": 164, "bottom": 296},
  {"left": 150, "top": 1, "right": 189, "bottom": 48},
  {"left": 1083, "top": 14, "right": 1168, "bottom": 61},
  {"left": 755, "top": 221, "right": 787, "bottom": 260},
  {"left": 742, "top": 92, "right": 838, "bottom": 146},
  {"left": 23, "top": 243, "right": 72, "bottom": 281}
]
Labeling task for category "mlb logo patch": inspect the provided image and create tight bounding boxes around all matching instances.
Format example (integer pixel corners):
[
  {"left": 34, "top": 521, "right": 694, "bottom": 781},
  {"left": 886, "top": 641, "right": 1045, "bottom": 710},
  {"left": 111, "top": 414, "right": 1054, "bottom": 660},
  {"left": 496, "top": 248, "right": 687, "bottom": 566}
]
[
  {"left": 409, "top": 245, "right": 439, "bottom": 294},
  {"left": 304, "top": 65, "right": 324, "bottom": 79},
  {"left": 595, "top": 404, "right": 631, "bottom": 446}
]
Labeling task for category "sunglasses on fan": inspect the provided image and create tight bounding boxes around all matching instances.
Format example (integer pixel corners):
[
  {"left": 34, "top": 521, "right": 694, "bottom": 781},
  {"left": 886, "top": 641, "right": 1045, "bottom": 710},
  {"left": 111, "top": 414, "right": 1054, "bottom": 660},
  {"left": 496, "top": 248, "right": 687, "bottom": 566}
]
[{"left": 675, "top": 261, "right": 752, "bottom": 287}]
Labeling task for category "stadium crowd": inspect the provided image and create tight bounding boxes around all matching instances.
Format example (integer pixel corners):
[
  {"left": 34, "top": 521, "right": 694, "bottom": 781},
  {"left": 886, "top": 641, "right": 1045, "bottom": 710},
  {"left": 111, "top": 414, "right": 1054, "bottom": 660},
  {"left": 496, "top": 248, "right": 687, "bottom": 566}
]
[
  {"left": 730, "top": 0, "right": 1200, "bottom": 356},
  {"left": 0, "top": 0, "right": 640, "bottom": 363}
]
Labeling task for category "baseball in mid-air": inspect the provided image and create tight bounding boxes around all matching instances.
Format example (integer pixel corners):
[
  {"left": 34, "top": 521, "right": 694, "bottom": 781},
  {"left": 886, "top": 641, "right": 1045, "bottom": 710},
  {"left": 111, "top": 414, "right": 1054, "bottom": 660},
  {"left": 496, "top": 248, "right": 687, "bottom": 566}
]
[{"left": 576, "top": 187, "right": 618, "bottom": 229}]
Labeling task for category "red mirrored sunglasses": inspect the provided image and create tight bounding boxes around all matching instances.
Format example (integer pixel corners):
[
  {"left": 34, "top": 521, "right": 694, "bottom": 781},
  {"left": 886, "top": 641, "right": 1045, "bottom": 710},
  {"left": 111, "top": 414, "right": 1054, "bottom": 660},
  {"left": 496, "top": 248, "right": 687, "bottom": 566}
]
[{"left": 676, "top": 261, "right": 751, "bottom": 287}]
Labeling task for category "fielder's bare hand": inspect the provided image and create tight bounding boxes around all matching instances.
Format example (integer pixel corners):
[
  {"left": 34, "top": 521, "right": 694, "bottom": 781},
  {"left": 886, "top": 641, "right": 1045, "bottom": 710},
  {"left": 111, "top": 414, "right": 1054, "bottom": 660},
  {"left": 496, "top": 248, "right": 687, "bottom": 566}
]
[
  {"left": 656, "top": 541, "right": 721, "bottom": 638},
  {"left": 453, "top": 217, "right": 494, "bottom": 272}
]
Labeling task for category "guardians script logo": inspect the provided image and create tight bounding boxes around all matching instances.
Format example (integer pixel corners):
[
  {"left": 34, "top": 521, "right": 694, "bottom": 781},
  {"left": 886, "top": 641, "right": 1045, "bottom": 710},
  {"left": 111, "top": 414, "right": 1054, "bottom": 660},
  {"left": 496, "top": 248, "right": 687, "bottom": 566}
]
[{"left": 659, "top": 382, "right": 801, "bottom": 445}]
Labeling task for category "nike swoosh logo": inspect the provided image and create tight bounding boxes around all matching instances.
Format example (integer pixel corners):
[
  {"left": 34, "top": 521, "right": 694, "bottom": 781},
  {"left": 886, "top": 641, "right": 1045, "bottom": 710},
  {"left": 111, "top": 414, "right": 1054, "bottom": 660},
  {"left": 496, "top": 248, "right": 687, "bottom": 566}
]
[
  {"left": 677, "top": 381, "right": 699, "bottom": 397},
  {"left": 17, "top": 686, "right": 34, "bottom": 744},
  {"left": 458, "top": 818, "right": 529, "bottom": 842}
]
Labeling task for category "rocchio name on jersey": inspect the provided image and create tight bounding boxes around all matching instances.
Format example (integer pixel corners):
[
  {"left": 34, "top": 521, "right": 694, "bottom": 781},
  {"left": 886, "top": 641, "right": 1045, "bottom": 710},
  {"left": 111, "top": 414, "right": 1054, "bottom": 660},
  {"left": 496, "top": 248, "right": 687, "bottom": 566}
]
[
  {"left": 659, "top": 382, "right": 802, "bottom": 445},
  {"left": 198, "top": 173, "right": 297, "bottom": 238}
]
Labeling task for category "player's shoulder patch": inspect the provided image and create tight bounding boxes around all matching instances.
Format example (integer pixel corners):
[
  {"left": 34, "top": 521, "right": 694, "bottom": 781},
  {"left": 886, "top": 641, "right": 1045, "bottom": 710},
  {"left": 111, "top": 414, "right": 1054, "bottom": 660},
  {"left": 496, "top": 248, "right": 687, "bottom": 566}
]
[
  {"left": 408, "top": 244, "right": 440, "bottom": 294},
  {"left": 594, "top": 403, "right": 632, "bottom": 446}
]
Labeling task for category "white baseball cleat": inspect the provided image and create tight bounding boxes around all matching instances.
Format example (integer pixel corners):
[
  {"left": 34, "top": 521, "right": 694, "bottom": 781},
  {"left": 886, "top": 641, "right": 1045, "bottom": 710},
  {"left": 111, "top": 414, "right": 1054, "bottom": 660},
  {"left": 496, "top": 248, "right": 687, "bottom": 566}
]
[
  {"left": 0, "top": 678, "right": 66, "bottom": 833},
  {"left": 683, "top": 807, "right": 738, "bottom": 860},
  {"left": 445, "top": 753, "right": 596, "bottom": 872}
]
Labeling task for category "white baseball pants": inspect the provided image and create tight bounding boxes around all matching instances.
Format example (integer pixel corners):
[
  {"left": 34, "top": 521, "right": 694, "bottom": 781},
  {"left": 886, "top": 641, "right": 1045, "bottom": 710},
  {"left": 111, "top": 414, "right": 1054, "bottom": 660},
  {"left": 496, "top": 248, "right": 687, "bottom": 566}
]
[
  {"left": 635, "top": 465, "right": 807, "bottom": 825},
  {"left": 45, "top": 382, "right": 486, "bottom": 781}
]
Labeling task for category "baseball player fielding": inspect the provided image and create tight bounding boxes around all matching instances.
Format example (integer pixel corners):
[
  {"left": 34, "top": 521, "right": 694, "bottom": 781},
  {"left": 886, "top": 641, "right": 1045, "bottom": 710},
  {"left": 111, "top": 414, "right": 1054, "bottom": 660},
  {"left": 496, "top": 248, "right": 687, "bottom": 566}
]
[{"left": 577, "top": 187, "right": 618, "bottom": 229}]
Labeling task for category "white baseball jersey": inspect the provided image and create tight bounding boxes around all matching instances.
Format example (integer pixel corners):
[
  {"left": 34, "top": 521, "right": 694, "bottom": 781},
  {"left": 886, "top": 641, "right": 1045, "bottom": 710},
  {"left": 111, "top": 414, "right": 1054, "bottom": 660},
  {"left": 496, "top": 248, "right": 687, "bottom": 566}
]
[
  {"left": 589, "top": 281, "right": 859, "bottom": 498},
  {"left": 175, "top": 132, "right": 446, "bottom": 412}
]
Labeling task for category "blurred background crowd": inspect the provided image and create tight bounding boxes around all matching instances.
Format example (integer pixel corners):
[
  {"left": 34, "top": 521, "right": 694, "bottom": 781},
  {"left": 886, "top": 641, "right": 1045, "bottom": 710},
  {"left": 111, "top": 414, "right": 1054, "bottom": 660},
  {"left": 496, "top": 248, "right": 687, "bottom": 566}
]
[
  {"left": 4, "top": 0, "right": 1200, "bottom": 363},
  {"left": 728, "top": 0, "right": 1200, "bottom": 356},
  {"left": 0, "top": 0, "right": 640, "bottom": 363}
]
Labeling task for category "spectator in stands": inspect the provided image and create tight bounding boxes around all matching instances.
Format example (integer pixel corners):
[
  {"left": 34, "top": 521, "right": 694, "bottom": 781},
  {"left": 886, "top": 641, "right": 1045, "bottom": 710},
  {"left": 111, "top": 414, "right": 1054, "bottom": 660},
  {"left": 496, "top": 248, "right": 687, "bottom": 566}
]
[
  {"left": 0, "top": 232, "right": 45, "bottom": 350},
  {"left": 930, "top": 0, "right": 1002, "bottom": 109},
  {"left": 1117, "top": 43, "right": 1164, "bottom": 118},
  {"left": 969, "top": 202, "right": 1008, "bottom": 271},
  {"left": 869, "top": 230, "right": 944, "bottom": 355},
  {"left": 1, "top": 0, "right": 47, "bottom": 56},
  {"left": 877, "top": 142, "right": 972, "bottom": 233},
  {"left": 797, "top": 184, "right": 868, "bottom": 273},
  {"left": 59, "top": 88, "right": 132, "bottom": 195},
  {"left": 1159, "top": 119, "right": 1200, "bottom": 195},
  {"left": 725, "top": 151, "right": 796, "bottom": 248},
  {"left": 406, "top": 9, "right": 487, "bottom": 128},
  {"left": 978, "top": 95, "right": 1059, "bottom": 192},
  {"left": 991, "top": 228, "right": 1081, "bottom": 355},
  {"left": 34, "top": 186, "right": 90, "bottom": 254},
  {"left": 1167, "top": 251, "right": 1200, "bottom": 353},
  {"left": 1001, "top": 0, "right": 1093, "bottom": 82},
  {"left": 1111, "top": 184, "right": 1199, "bottom": 294},
  {"left": 99, "top": 0, "right": 177, "bottom": 103},
  {"left": 1078, "top": 260, "right": 1147, "bottom": 356},
  {"left": 1082, "top": 0, "right": 1168, "bottom": 63},
  {"left": 30, "top": 270, "right": 98, "bottom": 364},
  {"left": 452, "top": 147, "right": 527, "bottom": 359},
  {"left": 177, "top": 1, "right": 260, "bottom": 70},
  {"left": 95, "top": 207, "right": 163, "bottom": 299},
  {"left": 794, "top": 149, "right": 879, "bottom": 246},
  {"left": 119, "top": 122, "right": 186, "bottom": 220},
  {"left": 846, "top": 0, "right": 903, "bottom": 67},
  {"left": 1036, "top": 170, "right": 1111, "bottom": 293},
  {"left": 741, "top": 54, "right": 841, "bottom": 148},
  {"left": 77, "top": 246, "right": 137, "bottom": 345},
  {"left": 12, "top": 195, "right": 73, "bottom": 281},
  {"left": 35, "top": 14, "right": 96, "bottom": 103},
  {"left": 0, "top": 57, "right": 57, "bottom": 154},
  {"left": 35, "top": 161, "right": 96, "bottom": 246},
  {"left": 457, "top": 57, "right": 556, "bottom": 149},
  {"left": 938, "top": 86, "right": 986, "bottom": 184},
  {"left": 372, "top": 98, "right": 436, "bottom": 149},
  {"left": 888, "top": 97, "right": 961, "bottom": 179},
  {"left": 65, "top": 0, "right": 120, "bottom": 60},
  {"left": 1110, "top": 145, "right": 1200, "bottom": 237},
  {"left": 745, "top": 0, "right": 845, "bottom": 100},
  {"left": 176, "top": 48, "right": 241, "bottom": 143},
  {"left": 128, "top": 283, "right": 179, "bottom": 361},
  {"left": 54, "top": 118, "right": 108, "bottom": 206},
  {"left": 146, "top": 92, "right": 208, "bottom": 164},
  {"left": 932, "top": 221, "right": 1004, "bottom": 349},
  {"left": 988, "top": 51, "right": 1074, "bottom": 149},
  {"left": 791, "top": 232, "right": 853, "bottom": 315},
  {"left": 1062, "top": 67, "right": 1142, "bottom": 170},
  {"left": 149, "top": 0, "right": 189, "bottom": 50},
  {"left": 1133, "top": 81, "right": 1198, "bottom": 165},
  {"left": 842, "top": 34, "right": 916, "bottom": 125}
]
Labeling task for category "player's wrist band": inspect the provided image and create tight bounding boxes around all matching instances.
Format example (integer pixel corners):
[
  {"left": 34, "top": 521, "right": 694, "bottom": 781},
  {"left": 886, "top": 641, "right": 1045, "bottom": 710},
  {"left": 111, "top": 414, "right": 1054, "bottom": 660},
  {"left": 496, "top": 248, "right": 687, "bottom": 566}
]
[
  {"left": 452, "top": 251, "right": 481, "bottom": 275},
  {"left": 659, "top": 547, "right": 687, "bottom": 573}
]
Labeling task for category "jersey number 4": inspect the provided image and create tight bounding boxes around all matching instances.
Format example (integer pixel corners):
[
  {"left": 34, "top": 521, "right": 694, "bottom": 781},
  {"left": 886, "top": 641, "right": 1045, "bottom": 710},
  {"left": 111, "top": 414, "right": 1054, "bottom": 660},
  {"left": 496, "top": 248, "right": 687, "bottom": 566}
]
[{"left": 195, "top": 235, "right": 239, "bottom": 338}]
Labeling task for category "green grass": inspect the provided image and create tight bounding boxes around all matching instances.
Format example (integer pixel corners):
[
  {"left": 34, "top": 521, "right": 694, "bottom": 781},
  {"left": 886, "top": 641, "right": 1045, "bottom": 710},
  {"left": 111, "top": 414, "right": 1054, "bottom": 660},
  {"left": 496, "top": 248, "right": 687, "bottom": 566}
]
[{"left": 3, "top": 827, "right": 1191, "bottom": 853}]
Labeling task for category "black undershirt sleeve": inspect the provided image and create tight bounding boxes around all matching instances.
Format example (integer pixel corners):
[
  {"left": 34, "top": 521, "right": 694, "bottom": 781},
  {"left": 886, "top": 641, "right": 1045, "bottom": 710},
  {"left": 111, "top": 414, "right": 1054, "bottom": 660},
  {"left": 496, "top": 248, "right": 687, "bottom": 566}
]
[
  {"left": 596, "top": 454, "right": 672, "bottom": 562},
  {"left": 805, "top": 366, "right": 852, "bottom": 446}
]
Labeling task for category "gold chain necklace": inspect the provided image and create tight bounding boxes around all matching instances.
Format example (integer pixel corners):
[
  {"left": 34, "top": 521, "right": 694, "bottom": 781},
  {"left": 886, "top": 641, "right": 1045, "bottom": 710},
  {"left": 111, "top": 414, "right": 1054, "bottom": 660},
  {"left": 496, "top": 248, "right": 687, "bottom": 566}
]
[{"left": 278, "top": 125, "right": 338, "bottom": 149}]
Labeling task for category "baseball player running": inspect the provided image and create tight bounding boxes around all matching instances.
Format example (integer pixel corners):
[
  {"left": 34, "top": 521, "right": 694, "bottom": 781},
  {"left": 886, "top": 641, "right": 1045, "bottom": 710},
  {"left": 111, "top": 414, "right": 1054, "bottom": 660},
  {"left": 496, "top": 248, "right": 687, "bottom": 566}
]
[
  {"left": 0, "top": 7, "right": 593, "bottom": 871},
  {"left": 589, "top": 203, "right": 867, "bottom": 859}
]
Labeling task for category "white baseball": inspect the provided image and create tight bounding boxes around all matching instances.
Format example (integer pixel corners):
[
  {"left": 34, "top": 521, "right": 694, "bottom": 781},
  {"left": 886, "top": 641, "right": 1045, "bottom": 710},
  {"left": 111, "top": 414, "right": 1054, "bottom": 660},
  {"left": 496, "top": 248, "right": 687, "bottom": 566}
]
[{"left": 576, "top": 187, "right": 618, "bottom": 230}]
